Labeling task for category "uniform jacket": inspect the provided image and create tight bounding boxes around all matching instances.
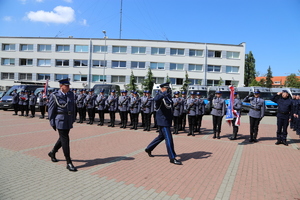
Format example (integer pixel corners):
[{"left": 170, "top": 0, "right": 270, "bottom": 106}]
[
  {"left": 46, "top": 93, "right": 51, "bottom": 107},
  {"left": 185, "top": 98, "right": 198, "bottom": 116},
  {"left": 140, "top": 96, "right": 147, "bottom": 113},
  {"left": 172, "top": 97, "right": 182, "bottom": 117},
  {"left": 48, "top": 90, "right": 75, "bottom": 130},
  {"left": 85, "top": 93, "right": 97, "bottom": 109},
  {"left": 155, "top": 91, "right": 173, "bottom": 127},
  {"left": 95, "top": 94, "right": 107, "bottom": 111},
  {"left": 141, "top": 96, "right": 154, "bottom": 114},
  {"left": 180, "top": 97, "right": 188, "bottom": 114},
  {"left": 29, "top": 94, "right": 37, "bottom": 106},
  {"left": 38, "top": 93, "right": 47, "bottom": 106},
  {"left": 197, "top": 98, "right": 206, "bottom": 116},
  {"left": 243, "top": 96, "right": 265, "bottom": 119},
  {"left": 210, "top": 97, "right": 226, "bottom": 116},
  {"left": 233, "top": 98, "right": 242, "bottom": 118},
  {"left": 130, "top": 96, "right": 141, "bottom": 114},
  {"left": 18, "top": 94, "right": 25, "bottom": 105},
  {"left": 19, "top": 94, "right": 29, "bottom": 106},
  {"left": 76, "top": 93, "right": 86, "bottom": 108},
  {"left": 11, "top": 92, "right": 19, "bottom": 104},
  {"left": 118, "top": 95, "right": 130, "bottom": 112},
  {"left": 105, "top": 95, "right": 118, "bottom": 112},
  {"left": 271, "top": 94, "right": 293, "bottom": 119}
]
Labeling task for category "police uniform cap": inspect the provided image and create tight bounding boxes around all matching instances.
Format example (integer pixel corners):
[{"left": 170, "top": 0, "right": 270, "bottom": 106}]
[
  {"left": 181, "top": 91, "right": 186, "bottom": 94},
  {"left": 21, "top": 90, "right": 25, "bottom": 93},
  {"left": 282, "top": 90, "right": 288, "bottom": 93},
  {"left": 121, "top": 90, "right": 128, "bottom": 93},
  {"left": 41, "top": 90, "right": 44, "bottom": 92},
  {"left": 80, "top": 89, "right": 84, "bottom": 92},
  {"left": 133, "top": 91, "right": 138, "bottom": 94},
  {"left": 190, "top": 91, "right": 196, "bottom": 95},
  {"left": 143, "top": 90, "right": 147, "bottom": 93},
  {"left": 100, "top": 89, "right": 105, "bottom": 93},
  {"left": 58, "top": 78, "right": 71, "bottom": 85},
  {"left": 89, "top": 89, "right": 94, "bottom": 92},
  {"left": 234, "top": 92, "right": 238, "bottom": 95},
  {"left": 73, "top": 88, "right": 77, "bottom": 91},
  {"left": 215, "top": 91, "right": 222, "bottom": 94},
  {"left": 130, "top": 90, "right": 135, "bottom": 93},
  {"left": 111, "top": 90, "right": 116, "bottom": 93},
  {"left": 13, "top": 89, "right": 17, "bottom": 91},
  {"left": 196, "top": 92, "right": 201, "bottom": 95},
  {"left": 159, "top": 82, "right": 170, "bottom": 88},
  {"left": 25, "top": 90, "right": 29, "bottom": 93},
  {"left": 174, "top": 91, "right": 180, "bottom": 95},
  {"left": 30, "top": 91, "right": 34, "bottom": 93},
  {"left": 254, "top": 90, "right": 261, "bottom": 94}
]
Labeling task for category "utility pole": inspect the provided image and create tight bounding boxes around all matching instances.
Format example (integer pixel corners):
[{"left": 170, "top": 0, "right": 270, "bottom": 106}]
[{"left": 119, "top": 0, "right": 123, "bottom": 39}]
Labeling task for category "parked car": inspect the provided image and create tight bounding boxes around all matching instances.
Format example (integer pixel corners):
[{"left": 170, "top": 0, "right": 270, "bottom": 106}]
[{"left": 34, "top": 87, "right": 59, "bottom": 112}]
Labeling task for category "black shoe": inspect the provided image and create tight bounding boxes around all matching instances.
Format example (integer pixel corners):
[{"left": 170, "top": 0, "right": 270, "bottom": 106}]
[
  {"left": 143, "top": 128, "right": 147, "bottom": 131},
  {"left": 187, "top": 133, "right": 191, "bottom": 136},
  {"left": 19, "top": 114, "right": 24, "bottom": 116},
  {"left": 213, "top": 133, "right": 216, "bottom": 139},
  {"left": 30, "top": 116, "right": 34, "bottom": 118},
  {"left": 145, "top": 149, "right": 154, "bottom": 157},
  {"left": 253, "top": 139, "right": 258, "bottom": 143},
  {"left": 129, "top": 123, "right": 133, "bottom": 126},
  {"left": 77, "top": 121, "right": 81, "bottom": 123},
  {"left": 156, "top": 130, "right": 159, "bottom": 132},
  {"left": 229, "top": 136, "right": 236, "bottom": 140},
  {"left": 282, "top": 140, "right": 288, "bottom": 146},
  {"left": 108, "top": 124, "right": 112, "bottom": 127},
  {"left": 170, "top": 158, "right": 182, "bottom": 165},
  {"left": 275, "top": 140, "right": 281, "bottom": 145},
  {"left": 66, "top": 163, "right": 77, "bottom": 172},
  {"left": 249, "top": 138, "right": 254, "bottom": 142},
  {"left": 118, "top": 122, "right": 122, "bottom": 125},
  {"left": 48, "top": 151, "right": 58, "bottom": 162},
  {"left": 123, "top": 126, "right": 126, "bottom": 129},
  {"left": 120, "top": 125, "right": 124, "bottom": 128},
  {"left": 13, "top": 114, "right": 17, "bottom": 115},
  {"left": 130, "top": 127, "right": 134, "bottom": 129}
]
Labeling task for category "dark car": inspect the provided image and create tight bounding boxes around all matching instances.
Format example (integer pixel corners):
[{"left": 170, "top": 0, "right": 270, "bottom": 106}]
[{"left": 34, "top": 87, "right": 59, "bottom": 111}]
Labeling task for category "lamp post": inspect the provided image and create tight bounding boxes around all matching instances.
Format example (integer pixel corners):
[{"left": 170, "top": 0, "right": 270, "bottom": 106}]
[{"left": 102, "top": 30, "right": 107, "bottom": 84}]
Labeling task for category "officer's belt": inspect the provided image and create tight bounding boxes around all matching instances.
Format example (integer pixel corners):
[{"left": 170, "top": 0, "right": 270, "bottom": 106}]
[
  {"left": 251, "top": 108, "right": 261, "bottom": 111},
  {"left": 214, "top": 108, "right": 222, "bottom": 110},
  {"left": 57, "top": 111, "right": 72, "bottom": 115},
  {"left": 279, "top": 111, "right": 289, "bottom": 115}
]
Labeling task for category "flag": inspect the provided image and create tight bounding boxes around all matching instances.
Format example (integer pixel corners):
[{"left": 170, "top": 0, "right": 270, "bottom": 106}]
[
  {"left": 226, "top": 85, "right": 241, "bottom": 126},
  {"left": 43, "top": 79, "right": 48, "bottom": 99}
]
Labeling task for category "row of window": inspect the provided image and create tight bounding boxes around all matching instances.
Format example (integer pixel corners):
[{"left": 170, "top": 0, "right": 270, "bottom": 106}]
[
  {"left": 2, "top": 43, "right": 240, "bottom": 59},
  {"left": 1, "top": 58, "right": 239, "bottom": 73}
]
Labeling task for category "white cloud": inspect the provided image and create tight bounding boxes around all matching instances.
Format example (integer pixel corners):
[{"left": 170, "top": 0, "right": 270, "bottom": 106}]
[
  {"left": 79, "top": 19, "right": 88, "bottom": 26},
  {"left": 36, "top": 0, "right": 44, "bottom": 2},
  {"left": 20, "top": 0, "right": 27, "bottom": 4},
  {"left": 26, "top": 6, "right": 75, "bottom": 24},
  {"left": 63, "top": 0, "right": 73, "bottom": 3},
  {"left": 3, "top": 16, "right": 12, "bottom": 21}
]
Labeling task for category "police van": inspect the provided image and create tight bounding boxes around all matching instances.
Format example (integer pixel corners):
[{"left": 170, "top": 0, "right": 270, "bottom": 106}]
[
  {"left": 92, "top": 84, "right": 120, "bottom": 96},
  {"left": 236, "top": 87, "right": 278, "bottom": 115}
]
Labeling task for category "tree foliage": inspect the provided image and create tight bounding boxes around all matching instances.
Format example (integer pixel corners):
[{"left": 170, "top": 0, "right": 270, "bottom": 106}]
[
  {"left": 142, "top": 67, "right": 154, "bottom": 92},
  {"left": 249, "top": 79, "right": 262, "bottom": 87},
  {"left": 285, "top": 73, "right": 300, "bottom": 88},
  {"left": 265, "top": 66, "right": 273, "bottom": 88},
  {"left": 244, "top": 51, "right": 256, "bottom": 86},
  {"left": 181, "top": 71, "right": 191, "bottom": 92},
  {"left": 126, "top": 70, "right": 137, "bottom": 91},
  {"left": 217, "top": 77, "right": 224, "bottom": 86}
]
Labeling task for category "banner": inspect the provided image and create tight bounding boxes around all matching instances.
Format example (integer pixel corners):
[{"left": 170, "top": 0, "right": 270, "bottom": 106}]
[
  {"left": 43, "top": 79, "right": 48, "bottom": 99},
  {"left": 226, "top": 85, "right": 240, "bottom": 126}
]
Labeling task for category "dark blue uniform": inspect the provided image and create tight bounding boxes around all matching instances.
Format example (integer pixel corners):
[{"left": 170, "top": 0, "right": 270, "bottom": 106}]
[
  {"left": 29, "top": 92, "right": 37, "bottom": 117},
  {"left": 271, "top": 93, "right": 293, "bottom": 145},
  {"left": 145, "top": 84, "right": 181, "bottom": 165},
  {"left": 95, "top": 90, "right": 107, "bottom": 126},
  {"left": 11, "top": 90, "right": 19, "bottom": 115}
]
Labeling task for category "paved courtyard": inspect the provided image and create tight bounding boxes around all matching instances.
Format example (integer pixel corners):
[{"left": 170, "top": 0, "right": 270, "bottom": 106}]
[{"left": 0, "top": 110, "right": 300, "bottom": 200}]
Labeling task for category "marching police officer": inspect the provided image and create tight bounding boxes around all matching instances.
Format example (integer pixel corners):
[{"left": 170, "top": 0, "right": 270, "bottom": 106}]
[
  {"left": 186, "top": 91, "right": 198, "bottom": 136},
  {"left": 145, "top": 82, "right": 182, "bottom": 165},
  {"left": 243, "top": 90, "right": 265, "bottom": 142},
  {"left": 85, "top": 89, "right": 97, "bottom": 125},
  {"left": 152, "top": 90, "right": 159, "bottom": 131},
  {"left": 11, "top": 89, "right": 19, "bottom": 115},
  {"left": 39, "top": 90, "right": 47, "bottom": 119},
  {"left": 130, "top": 91, "right": 140, "bottom": 130},
  {"left": 179, "top": 91, "right": 188, "bottom": 131},
  {"left": 76, "top": 89, "right": 86, "bottom": 124},
  {"left": 29, "top": 91, "right": 37, "bottom": 118},
  {"left": 172, "top": 91, "right": 182, "bottom": 134},
  {"left": 142, "top": 91, "right": 154, "bottom": 131},
  {"left": 118, "top": 90, "right": 130, "bottom": 129},
  {"left": 48, "top": 78, "right": 77, "bottom": 172},
  {"left": 209, "top": 91, "right": 226, "bottom": 139},
  {"left": 271, "top": 90, "right": 293, "bottom": 145},
  {"left": 96, "top": 89, "right": 107, "bottom": 126},
  {"left": 229, "top": 92, "right": 242, "bottom": 140},
  {"left": 106, "top": 90, "right": 118, "bottom": 127},
  {"left": 196, "top": 92, "right": 206, "bottom": 133}
]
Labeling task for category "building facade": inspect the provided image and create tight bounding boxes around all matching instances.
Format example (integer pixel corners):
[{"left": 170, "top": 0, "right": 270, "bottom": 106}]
[{"left": 0, "top": 36, "right": 245, "bottom": 91}]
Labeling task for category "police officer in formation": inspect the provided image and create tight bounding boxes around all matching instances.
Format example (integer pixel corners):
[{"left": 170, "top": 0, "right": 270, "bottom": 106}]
[
  {"left": 141, "top": 91, "right": 154, "bottom": 131},
  {"left": 271, "top": 90, "right": 293, "bottom": 146},
  {"left": 209, "top": 91, "right": 226, "bottom": 139},
  {"left": 39, "top": 90, "right": 47, "bottom": 119},
  {"left": 48, "top": 78, "right": 77, "bottom": 172},
  {"left": 186, "top": 91, "right": 198, "bottom": 136},
  {"left": 29, "top": 91, "right": 37, "bottom": 118},
  {"left": 106, "top": 90, "right": 118, "bottom": 127},
  {"left": 76, "top": 89, "right": 86, "bottom": 124},
  {"left": 85, "top": 89, "right": 97, "bottom": 125},
  {"left": 195, "top": 92, "right": 205, "bottom": 133},
  {"left": 140, "top": 91, "right": 147, "bottom": 127},
  {"left": 11, "top": 89, "right": 19, "bottom": 115},
  {"left": 145, "top": 82, "right": 182, "bottom": 165},
  {"left": 118, "top": 90, "right": 130, "bottom": 129},
  {"left": 72, "top": 89, "right": 78, "bottom": 120},
  {"left": 179, "top": 91, "right": 188, "bottom": 131},
  {"left": 18, "top": 90, "right": 26, "bottom": 116},
  {"left": 130, "top": 91, "right": 140, "bottom": 130},
  {"left": 96, "top": 89, "right": 107, "bottom": 126},
  {"left": 228, "top": 92, "right": 242, "bottom": 140},
  {"left": 172, "top": 91, "right": 182, "bottom": 135},
  {"left": 152, "top": 90, "right": 159, "bottom": 131},
  {"left": 243, "top": 90, "right": 265, "bottom": 142}
]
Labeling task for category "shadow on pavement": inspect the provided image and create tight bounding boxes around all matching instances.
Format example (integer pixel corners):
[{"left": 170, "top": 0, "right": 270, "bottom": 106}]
[
  {"left": 179, "top": 151, "right": 212, "bottom": 161},
  {"left": 73, "top": 156, "right": 135, "bottom": 169}
]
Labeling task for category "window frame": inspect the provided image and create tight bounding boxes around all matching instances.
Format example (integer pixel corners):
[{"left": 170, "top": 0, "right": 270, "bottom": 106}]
[
  {"left": 1, "top": 72, "right": 14, "bottom": 80},
  {"left": 131, "top": 61, "right": 146, "bottom": 69},
  {"left": 112, "top": 46, "right": 127, "bottom": 54},
  {"left": 56, "top": 45, "right": 70, "bottom": 52},
  {"left": 226, "top": 66, "right": 239, "bottom": 73},
  {"left": 150, "top": 62, "right": 165, "bottom": 70},
  {"left": 226, "top": 51, "right": 240, "bottom": 59},
  {"left": 208, "top": 50, "right": 222, "bottom": 58},
  {"left": 74, "top": 60, "right": 88, "bottom": 67},
  {"left": 55, "top": 74, "right": 69, "bottom": 81},
  {"left": 131, "top": 46, "right": 146, "bottom": 54},
  {"left": 170, "top": 63, "right": 184, "bottom": 71},
  {"left": 207, "top": 65, "right": 221, "bottom": 72},
  {"left": 170, "top": 78, "right": 184, "bottom": 85},
  {"left": 37, "top": 73, "right": 50, "bottom": 81},
  {"left": 189, "top": 49, "right": 203, "bottom": 57},
  {"left": 111, "top": 75, "right": 126, "bottom": 83},
  {"left": 134, "top": 76, "right": 145, "bottom": 83},
  {"left": 37, "top": 59, "right": 51, "bottom": 67},
  {"left": 151, "top": 47, "right": 166, "bottom": 55},
  {"left": 153, "top": 77, "right": 165, "bottom": 84},
  {"left": 73, "top": 74, "right": 87, "bottom": 82},
  {"left": 19, "top": 58, "right": 33, "bottom": 66},
  {"left": 2, "top": 58, "right": 15, "bottom": 66},
  {"left": 74, "top": 45, "right": 89, "bottom": 53},
  {"left": 170, "top": 48, "right": 184, "bottom": 56},
  {"left": 92, "top": 75, "right": 107, "bottom": 82},
  {"left": 112, "top": 61, "right": 126, "bottom": 68},
  {"left": 19, "top": 73, "right": 32, "bottom": 80},
  {"left": 20, "top": 44, "right": 33, "bottom": 51},
  {"left": 55, "top": 59, "right": 70, "bottom": 67},
  {"left": 2, "top": 44, "right": 15, "bottom": 51},
  {"left": 92, "top": 60, "right": 107, "bottom": 67},
  {"left": 93, "top": 45, "right": 107, "bottom": 53},
  {"left": 38, "top": 44, "right": 51, "bottom": 52},
  {"left": 188, "top": 64, "right": 202, "bottom": 71}
]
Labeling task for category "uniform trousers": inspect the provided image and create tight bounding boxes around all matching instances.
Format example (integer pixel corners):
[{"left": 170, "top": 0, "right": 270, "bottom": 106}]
[
  {"left": 53, "top": 129, "right": 71, "bottom": 163},
  {"left": 40, "top": 105, "right": 45, "bottom": 117},
  {"left": 24, "top": 105, "right": 29, "bottom": 116},
  {"left": 19, "top": 104, "right": 24, "bottom": 115},
  {"left": 109, "top": 111, "right": 116, "bottom": 126},
  {"left": 232, "top": 117, "right": 239, "bottom": 135},
  {"left": 87, "top": 108, "right": 95, "bottom": 121},
  {"left": 152, "top": 111, "right": 157, "bottom": 128},
  {"left": 30, "top": 105, "right": 35, "bottom": 116},
  {"left": 249, "top": 116, "right": 261, "bottom": 139},
  {"left": 143, "top": 112, "right": 151, "bottom": 130},
  {"left": 120, "top": 111, "right": 128, "bottom": 126},
  {"left": 196, "top": 115, "right": 203, "bottom": 131},
  {"left": 131, "top": 113, "right": 139, "bottom": 129},
  {"left": 180, "top": 113, "right": 187, "bottom": 129},
  {"left": 98, "top": 110, "right": 105, "bottom": 124},
  {"left": 13, "top": 104, "right": 18, "bottom": 115},
  {"left": 188, "top": 115, "right": 196, "bottom": 133},
  {"left": 146, "top": 126, "right": 176, "bottom": 159},
  {"left": 77, "top": 107, "right": 84, "bottom": 122},
  {"left": 173, "top": 116, "right": 180, "bottom": 133},
  {"left": 276, "top": 117, "right": 289, "bottom": 141},
  {"left": 212, "top": 115, "right": 223, "bottom": 133},
  {"left": 140, "top": 111, "right": 145, "bottom": 126}
]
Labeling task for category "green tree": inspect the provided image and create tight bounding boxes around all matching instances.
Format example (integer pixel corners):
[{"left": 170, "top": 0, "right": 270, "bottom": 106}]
[
  {"left": 181, "top": 71, "right": 191, "bottom": 92},
  {"left": 126, "top": 70, "right": 137, "bottom": 91},
  {"left": 142, "top": 67, "right": 154, "bottom": 92},
  {"left": 258, "top": 78, "right": 266, "bottom": 86},
  {"left": 285, "top": 73, "right": 300, "bottom": 88},
  {"left": 166, "top": 74, "right": 170, "bottom": 83},
  {"left": 249, "top": 79, "right": 262, "bottom": 86},
  {"left": 265, "top": 66, "right": 273, "bottom": 88},
  {"left": 217, "top": 77, "right": 224, "bottom": 86},
  {"left": 244, "top": 51, "right": 256, "bottom": 86}
]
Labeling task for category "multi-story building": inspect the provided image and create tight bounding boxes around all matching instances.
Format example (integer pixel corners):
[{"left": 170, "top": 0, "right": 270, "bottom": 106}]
[{"left": 0, "top": 36, "right": 245, "bottom": 91}]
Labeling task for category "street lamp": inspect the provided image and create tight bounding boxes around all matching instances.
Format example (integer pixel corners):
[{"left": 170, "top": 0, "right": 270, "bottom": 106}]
[{"left": 102, "top": 30, "right": 107, "bottom": 84}]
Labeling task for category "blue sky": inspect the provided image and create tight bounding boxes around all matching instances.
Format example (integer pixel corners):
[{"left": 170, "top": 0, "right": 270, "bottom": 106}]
[{"left": 1, "top": 0, "right": 299, "bottom": 76}]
